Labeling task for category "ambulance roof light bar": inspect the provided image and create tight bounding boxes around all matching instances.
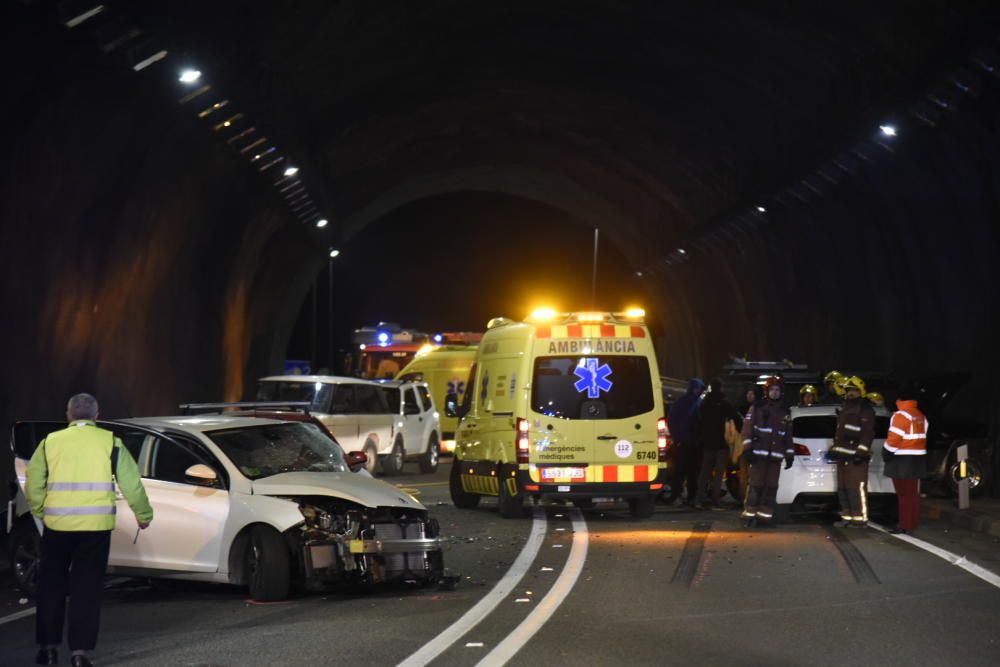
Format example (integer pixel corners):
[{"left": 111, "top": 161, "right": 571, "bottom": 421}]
[{"left": 524, "top": 308, "right": 647, "bottom": 324}]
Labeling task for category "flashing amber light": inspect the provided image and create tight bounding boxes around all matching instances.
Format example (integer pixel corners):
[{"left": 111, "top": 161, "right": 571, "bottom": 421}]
[
  {"left": 625, "top": 307, "right": 646, "bottom": 319},
  {"left": 657, "top": 417, "right": 670, "bottom": 462},
  {"left": 577, "top": 312, "right": 605, "bottom": 323},
  {"left": 517, "top": 418, "right": 531, "bottom": 464},
  {"left": 529, "top": 307, "right": 557, "bottom": 321}
]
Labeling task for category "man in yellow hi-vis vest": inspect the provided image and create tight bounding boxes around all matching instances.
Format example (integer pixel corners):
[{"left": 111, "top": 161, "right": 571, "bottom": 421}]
[{"left": 26, "top": 393, "right": 153, "bottom": 667}]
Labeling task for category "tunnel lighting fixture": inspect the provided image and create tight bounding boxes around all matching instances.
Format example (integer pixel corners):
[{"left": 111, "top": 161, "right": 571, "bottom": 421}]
[
  {"left": 879, "top": 124, "right": 897, "bottom": 137},
  {"left": 284, "top": 166, "right": 299, "bottom": 177},
  {"left": 133, "top": 50, "right": 168, "bottom": 72},
  {"left": 329, "top": 248, "right": 340, "bottom": 258},
  {"left": 315, "top": 218, "right": 329, "bottom": 228},
  {"left": 677, "top": 248, "right": 687, "bottom": 255},
  {"left": 65, "top": 5, "right": 106, "bottom": 28},
  {"left": 756, "top": 205, "right": 766, "bottom": 213},
  {"left": 635, "top": 271, "right": 643, "bottom": 278},
  {"left": 179, "top": 69, "right": 202, "bottom": 84}
]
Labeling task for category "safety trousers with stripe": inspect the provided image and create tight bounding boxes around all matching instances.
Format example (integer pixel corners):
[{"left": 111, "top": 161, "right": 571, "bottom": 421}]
[
  {"left": 836, "top": 460, "right": 869, "bottom": 524},
  {"left": 741, "top": 460, "right": 782, "bottom": 522}
]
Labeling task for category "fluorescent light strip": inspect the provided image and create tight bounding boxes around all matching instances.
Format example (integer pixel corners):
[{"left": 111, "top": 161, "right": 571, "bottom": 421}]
[
  {"left": 133, "top": 49, "right": 168, "bottom": 72},
  {"left": 66, "top": 5, "right": 105, "bottom": 28}
]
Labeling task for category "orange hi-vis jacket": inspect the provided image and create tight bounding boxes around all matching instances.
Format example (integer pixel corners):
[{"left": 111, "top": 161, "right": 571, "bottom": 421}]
[{"left": 885, "top": 400, "right": 928, "bottom": 456}]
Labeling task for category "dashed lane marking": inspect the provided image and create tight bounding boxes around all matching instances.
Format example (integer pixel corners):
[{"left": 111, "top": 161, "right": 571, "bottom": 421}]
[
  {"left": 870, "top": 522, "right": 1000, "bottom": 589},
  {"left": 397, "top": 505, "right": 548, "bottom": 667},
  {"left": 475, "top": 509, "right": 588, "bottom": 667}
]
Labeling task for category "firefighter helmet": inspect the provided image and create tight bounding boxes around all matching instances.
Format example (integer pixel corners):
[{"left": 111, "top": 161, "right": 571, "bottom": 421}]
[
  {"left": 841, "top": 375, "right": 866, "bottom": 395},
  {"left": 763, "top": 376, "right": 784, "bottom": 391},
  {"left": 800, "top": 384, "right": 818, "bottom": 398},
  {"left": 866, "top": 391, "right": 885, "bottom": 407},
  {"left": 825, "top": 370, "right": 846, "bottom": 396}
]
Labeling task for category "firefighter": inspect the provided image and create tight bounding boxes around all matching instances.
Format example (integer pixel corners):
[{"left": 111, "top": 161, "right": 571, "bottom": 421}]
[
  {"left": 820, "top": 370, "right": 845, "bottom": 404},
  {"left": 866, "top": 391, "right": 886, "bottom": 408},
  {"left": 739, "top": 376, "right": 794, "bottom": 527},
  {"left": 798, "top": 384, "right": 819, "bottom": 407},
  {"left": 827, "top": 376, "right": 875, "bottom": 527}
]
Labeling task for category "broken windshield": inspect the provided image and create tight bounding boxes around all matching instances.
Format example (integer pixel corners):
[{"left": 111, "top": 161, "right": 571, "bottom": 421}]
[{"left": 208, "top": 422, "right": 349, "bottom": 479}]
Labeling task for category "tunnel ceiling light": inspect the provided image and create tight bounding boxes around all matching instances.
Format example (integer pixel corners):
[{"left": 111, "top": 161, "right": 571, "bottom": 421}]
[
  {"left": 635, "top": 271, "right": 643, "bottom": 278},
  {"left": 879, "top": 124, "right": 897, "bottom": 137},
  {"left": 65, "top": 5, "right": 106, "bottom": 28},
  {"left": 329, "top": 248, "right": 340, "bottom": 258},
  {"left": 283, "top": 166, "right": 299, "bottom": 177},
  {"left": 756, "top": 205, "right": 766, "bottom": 213},
  {"left": 677, "top": 248, "right": 687, "bottom": 255},
  {"left": 315, "top": 218, "right": 329, "bottom": 228},
  {"left": 179, "top": 69, "right": 202, "bottom": 84}
]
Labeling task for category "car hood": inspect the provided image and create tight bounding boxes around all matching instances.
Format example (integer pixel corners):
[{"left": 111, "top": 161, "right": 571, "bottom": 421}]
[{"left": 250, "top": 472, "right": 426, "bottom": 511}]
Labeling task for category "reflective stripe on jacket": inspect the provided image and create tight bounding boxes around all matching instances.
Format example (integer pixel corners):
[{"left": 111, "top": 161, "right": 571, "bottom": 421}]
[
  {"left": 740, "top": 400, "right": 793, "bottom": 460},
  {"left": 26, "top": 420, "right": 153, "bottom": 531},
  {"left": 885, "top": 400, "right": 928, "bottom": 456}
]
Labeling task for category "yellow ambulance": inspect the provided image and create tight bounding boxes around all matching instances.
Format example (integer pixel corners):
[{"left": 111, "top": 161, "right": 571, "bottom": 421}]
[
  {"left": 446, "top": 308, "right": 668, "bottom": 518},
  {"left": 396, "top": 344, "right": 478, "bottom": 453}
]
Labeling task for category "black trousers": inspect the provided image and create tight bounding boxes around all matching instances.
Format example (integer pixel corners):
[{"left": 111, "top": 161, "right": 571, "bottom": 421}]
[
  {"left": 36, "top": 528, "right": 111, "bottom": 651},
  {"left": 668, "top": 446, "right": 703, "bottom": 502}
]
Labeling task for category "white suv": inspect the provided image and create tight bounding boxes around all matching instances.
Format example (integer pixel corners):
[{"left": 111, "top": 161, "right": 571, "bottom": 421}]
[
  {"left": 256, "top": 375, "right": 398, "bottom": 475},
  {"left": 376, "top": 381, "right": 442, "bottom": 474},
  {"left": 776, "top": 404, "right": 895, "bottom": 517},
  {"left": 8, "top": 416, "right": 444, "bottom": 601}
]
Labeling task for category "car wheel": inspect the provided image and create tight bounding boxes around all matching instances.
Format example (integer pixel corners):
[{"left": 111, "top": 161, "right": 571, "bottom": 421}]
[
  {"left": 947, "top": 455, "right": 991, "bottom": 498},
  {"left": 420, "top": 435, "right": 440, "bottom": 474},
  {"left": 362, "top": 440, "right": 379, "bottom": 475},
  {"left": 8, "top": 520, "right": 41, "bottom": 597},
  {"left": 628, "top": 495, "right": 655, "bottom": 519},
  {"left": 498, "top": 471, "right": 524, "bottom": 519},
  {"left": 245, "top": 525, "right": 290, "bottom": 602},
  {"left": 449, "top": 459, "right": 480, "bottom": 509},
  {"left": 383, "top": 437, "right": 405, "bottom": 475}
]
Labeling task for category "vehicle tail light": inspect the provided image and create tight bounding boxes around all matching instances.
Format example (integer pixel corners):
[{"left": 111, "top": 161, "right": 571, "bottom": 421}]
[
  {"left": 794, "top": 443, "right": 811, "bottom": 456},
  {"left": 650, "top": 483, "right": 664, "bottom": 490},
  {"left": 657, "top": 417, "right": 670, "bottom": 462},
  {"left": 517, "top": 418, "right": 531, "bottom": 464},
  {"left": 525, "top": 484, "right": 540, "bottom": 492}
]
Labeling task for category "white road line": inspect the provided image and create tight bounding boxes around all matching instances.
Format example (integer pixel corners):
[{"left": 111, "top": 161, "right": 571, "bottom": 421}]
[
  {"left": 870, "top": 522, "right": 1000, "bottom": 589},
  {"left": 397, "top": 506, "right": 548, "bottom": 667},
  {"left": 0, "top": 607, "right": 35, "bottom": 626},
  {"left": 476, "top": 509, "right": 588, "bottom": 667}
]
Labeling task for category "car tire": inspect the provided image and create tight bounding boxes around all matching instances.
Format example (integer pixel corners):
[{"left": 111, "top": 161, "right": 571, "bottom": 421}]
[
  {"left": 420, "top": 435, "right": 440, "bottom": 474},
  {"left": 362, "top": 440, "right": 379, "bottom": 475},
  {"left": 245, "top": 525, "right": 290, "bottom": 602},
  {"left": 383, "top": 437, "right": 405, "bottom": 476},
  {"left": 449, "top": 459, "right": 480, "bottom": 509},
  {"left": 628, "top": 495, "right": 655, "bottom": 519},
  {"left": 8, "top": 519, "right": 41, "bottom": 597},
  {"left": 498, "top": 471, "right": 524, "bottom": 519},
  {"left": 946, "top": 454, "right": 991, "bottom": 498}
]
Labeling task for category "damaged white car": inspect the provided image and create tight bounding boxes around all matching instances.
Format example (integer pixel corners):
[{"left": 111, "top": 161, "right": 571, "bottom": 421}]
[{"left": 8, "top": 416, "right": 444, "bottom": 601}]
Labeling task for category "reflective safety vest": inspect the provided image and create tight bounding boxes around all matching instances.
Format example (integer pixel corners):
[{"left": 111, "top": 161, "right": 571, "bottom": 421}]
[
  {"left": 885, "top": 400, "right": 928, "bottom": 456},
  {"left": 27, "top": 421, "right": 119, "bottom": 531}
]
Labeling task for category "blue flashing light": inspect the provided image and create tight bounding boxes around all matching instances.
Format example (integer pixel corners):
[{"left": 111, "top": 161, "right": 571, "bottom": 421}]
[
  {"left": 433, "top": 334, "right": 443, "bottom": 343},
  {"left": 377, "top": 332, "right": 390, "bottom": 345}
]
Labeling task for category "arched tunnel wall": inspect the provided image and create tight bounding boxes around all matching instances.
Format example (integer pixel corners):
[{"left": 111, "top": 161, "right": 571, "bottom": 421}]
[{"left": 654, "top": 88, "right": 1000, "bottom": 385}]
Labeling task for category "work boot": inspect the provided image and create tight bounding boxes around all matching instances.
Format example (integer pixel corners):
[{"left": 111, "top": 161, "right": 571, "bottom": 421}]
[
  {"left": 70, "top": 655, "right": 94, "bottom": 667},
  {"left": 35, "top": 648, "right": 58, "bottom": 665},
  {"left": 742, "top": 516, "right": 756, "bottom": 528}
]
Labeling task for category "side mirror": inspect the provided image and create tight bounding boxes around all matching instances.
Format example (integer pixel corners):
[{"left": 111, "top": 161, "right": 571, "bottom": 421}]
[
  {"left": 346, "top": 450, "right": 368, "bottom": 473},
  {"left": 444, "top": 393, "right": 459, "bottom": 418},
  {"left": 184, "top": 464, "right": 219, "bottom": 486}
]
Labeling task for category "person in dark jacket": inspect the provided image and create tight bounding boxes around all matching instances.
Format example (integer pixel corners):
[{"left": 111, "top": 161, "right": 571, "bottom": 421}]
[
  {"left": 734, "top": 384, "right": 762, "bottom": 506},
  {"left": 695, "top": 379, "right": 738, "bottom": 509},
  {"left": 740, "top": 376, "right": 794, "bottom": 526},
  {"left": 665, "top": 377, "right": 705, "bottom": 506},
  {"left": 828, "top": 376, "right": 876, "bottom": 527}
]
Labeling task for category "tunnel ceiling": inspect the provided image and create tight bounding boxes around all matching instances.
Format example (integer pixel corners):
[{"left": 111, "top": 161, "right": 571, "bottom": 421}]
[{"left": 132, "top": 1, "right": 997, "bottom": 266}]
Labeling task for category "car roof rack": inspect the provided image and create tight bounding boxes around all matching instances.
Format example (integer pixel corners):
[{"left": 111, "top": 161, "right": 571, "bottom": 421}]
[{"left": 178, "top": 401, "right": 312, "bottom": 416}]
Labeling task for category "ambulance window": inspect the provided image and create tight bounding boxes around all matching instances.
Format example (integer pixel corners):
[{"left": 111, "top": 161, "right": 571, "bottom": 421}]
[
  {"left": 460, "top": 364, "right": 478, "bottom": 413},
  {"left": 531, "top": 356, "right": 653, "bottom": 420}
]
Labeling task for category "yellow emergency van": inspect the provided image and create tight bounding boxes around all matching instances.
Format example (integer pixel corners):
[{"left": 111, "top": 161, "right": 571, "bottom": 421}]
[
  {"left": 396, "top": 345, "right": 478, "bottom": 453},
  {"left": 446, "top": 309, "right": 668, "bottom": 518}
]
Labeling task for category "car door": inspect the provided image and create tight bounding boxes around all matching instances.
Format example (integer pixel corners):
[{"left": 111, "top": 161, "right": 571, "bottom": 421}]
[
  {"left": 355, "top": 384, "right": 395, "bottom": 454},
  {"left": 400, "top": 387, "right": 426, "bottom": 454},
  {"left": 318, "top": 384, "right": 362, "bottom": 451},
  {"left": 416, "top": 384, "right": 438, "bottom": 445},
  {"left": 110, "top": 434, "right": 229, "bottom": 572}
]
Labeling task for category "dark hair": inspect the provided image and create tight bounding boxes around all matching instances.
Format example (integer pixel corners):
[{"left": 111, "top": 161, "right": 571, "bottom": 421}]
[{"left": 896, "top": 381, "right": 919, "bottom": 401}]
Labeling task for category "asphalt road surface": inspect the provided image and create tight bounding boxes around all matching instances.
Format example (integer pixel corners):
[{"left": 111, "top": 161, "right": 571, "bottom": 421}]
[{"left": 2, "top": 460, "right": 999, "bottom": 666}]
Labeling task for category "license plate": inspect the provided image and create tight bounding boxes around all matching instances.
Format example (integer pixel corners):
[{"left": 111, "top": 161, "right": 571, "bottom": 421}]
[
  {"left": 557, "top": 485, "right": 570, "bottom": 492},
  {"left": 541, "top": 467, "right": 585, "bottom": 480}
]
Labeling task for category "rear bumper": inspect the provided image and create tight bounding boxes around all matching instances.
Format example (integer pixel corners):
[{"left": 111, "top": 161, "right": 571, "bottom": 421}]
[{"left": 516, "top": 468, "right": 667, "bottom": 500}]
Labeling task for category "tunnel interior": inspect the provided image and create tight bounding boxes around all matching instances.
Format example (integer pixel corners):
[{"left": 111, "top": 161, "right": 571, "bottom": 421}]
[{"left": 2, "top": 1, "right": 999, "bottom": 471}]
